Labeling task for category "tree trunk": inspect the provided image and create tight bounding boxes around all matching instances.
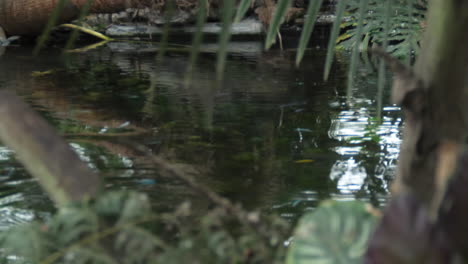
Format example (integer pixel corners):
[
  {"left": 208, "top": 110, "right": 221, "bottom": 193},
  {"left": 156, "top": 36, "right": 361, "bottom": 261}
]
[{"left": 391, "top": 0, "right": 468, "bottom": 219}]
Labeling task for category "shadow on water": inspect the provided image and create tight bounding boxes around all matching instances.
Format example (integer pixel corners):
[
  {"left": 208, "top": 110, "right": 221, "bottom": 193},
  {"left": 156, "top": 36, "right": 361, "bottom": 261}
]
[{"left": 0, "top": 40, "right": 402, "bottom": 227}]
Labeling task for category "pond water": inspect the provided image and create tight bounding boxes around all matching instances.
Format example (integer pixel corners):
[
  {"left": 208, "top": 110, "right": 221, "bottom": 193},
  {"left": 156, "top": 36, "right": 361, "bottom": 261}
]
[{"left": 0, "top": 39, "right": 402, "bottom": 228}]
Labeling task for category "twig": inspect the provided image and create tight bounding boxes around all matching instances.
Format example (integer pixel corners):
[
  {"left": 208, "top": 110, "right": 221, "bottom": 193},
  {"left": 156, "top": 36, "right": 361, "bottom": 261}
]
[
  {"left": 122, "top": 141, "right": 276, "bottom": 245},
  {"left": 60, "top": 23, "right": 113, "bottom": 41}
]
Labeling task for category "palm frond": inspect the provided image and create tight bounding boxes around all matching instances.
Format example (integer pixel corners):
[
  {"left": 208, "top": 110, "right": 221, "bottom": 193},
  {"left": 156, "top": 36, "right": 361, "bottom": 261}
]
[
  {"left": 216, "top": 0, "right": 236, "bottom": 79},
  {"left": 64, "top": 0, "right": 93, "bottom": 51},
  {"left": 347, "top": 0, "right": 369, "bottom": 102},
  {"left": 376, "top": 0, "right": 394, "bottom": 119},
  {"left": 235, "top": 0, "right": 254, "bottom": 23},
  {"left": 265, "top": 0, "right": 292, "bottom": 49},
  {"left": 324, "top": 0, "right": 347, "bottom": 81},
  {"left": 295, "top": 0, "right": 324, "bottom": 66},
  {"left": 186, "top": 0, "right": 208, "bottom": 81},
  {"left": 157, "top": 1, "right": 176, "bottom": 62},
  {"left": 34, "top": 0, "right": 68, "bottom": 55}
]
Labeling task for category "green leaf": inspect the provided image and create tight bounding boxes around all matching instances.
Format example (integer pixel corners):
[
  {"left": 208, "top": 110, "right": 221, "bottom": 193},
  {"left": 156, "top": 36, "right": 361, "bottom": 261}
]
[
  {"left": 286, "top": 201, "right": 377, "bottom": 264},
  {"left": 336, "top": 0, "right": 424, "bottom": 59},
  {"left": 296, "top": 0, "right": 324, "bottom": 66},
  {"left": 234, "top": 0, "right": 253, "bottom": 23},
  {"left": 186, "top": 0, "right": 207, "bottom": 80},
  {"left": 34, "top": 0, "right": 69, "bottom": 55},
  {"left": 216, "top": 0, "right": 235, "bottom": 79},
  {"left": 157, "top": 1, "right": 175, "bottom": 63},
  {"left": 265, "top": 0, "right": 292, "bottom": 49},
  {"left": 64, "top": 0, "right": 92, "bottom": 52},
  {"left": 405, "top": 0, "right": 415, "bottom": 65},
  {"left": 347, "top": 0, "right": 369, "bottom": 101},
  {"left": 376, "top": 0, "right": 393, "bottom": 120},
  {"left": 323, "top": 0, "right": 347, "bottom": 80},
  {"left": 381, "top": 0, "right": 393, "bottom": 49}
]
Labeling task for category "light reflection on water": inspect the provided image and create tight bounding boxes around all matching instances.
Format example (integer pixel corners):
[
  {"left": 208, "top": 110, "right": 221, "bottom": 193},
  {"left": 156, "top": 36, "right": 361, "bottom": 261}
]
[
  {"left": 328, "top": 103, "right": 401, "bottom": 197},
  {"left": 0, "top": 147, "right": 13, "bottom": 161},
  {"left": 0, "top": 193, "right": 35, "bottom": 230},
  {"left": 0, "top": 42, "right": 402, "bottom": 226},
  {"left": 330, "top": 158, "right": 367, "bottom": 194}
]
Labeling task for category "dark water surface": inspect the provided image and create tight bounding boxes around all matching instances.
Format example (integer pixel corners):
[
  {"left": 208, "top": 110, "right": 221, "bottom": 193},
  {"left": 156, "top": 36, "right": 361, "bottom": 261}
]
[{"left": 0, "top": 41, "right": 401, "bottom": 228}]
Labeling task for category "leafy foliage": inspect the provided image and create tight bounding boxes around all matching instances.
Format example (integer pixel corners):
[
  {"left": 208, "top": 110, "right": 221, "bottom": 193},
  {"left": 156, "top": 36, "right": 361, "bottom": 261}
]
[
  {"left": 286, "top": 200, "right": 378, "bottom": 264},
  {"left": 217, "top": 0, "right": 235, "bottom": 79},
  {"left": 295, "top": 0, "right": 323, "bottom": 66},
  {"left": 1, "top": 191, "right": 290, "bottom": 264},
  {"left": 324, "top": 0, "right": 348, "bottom": 81},
  {"left": 265, "top": 0, "right": 292, "bottom": 49},
  {"left": 338, "top": 0, "right": 427, "bottom": 59}
]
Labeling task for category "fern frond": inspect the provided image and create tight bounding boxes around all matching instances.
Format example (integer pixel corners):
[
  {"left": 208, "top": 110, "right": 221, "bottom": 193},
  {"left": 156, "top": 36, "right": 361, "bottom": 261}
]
[{"left": 338, "top": 0, "right": 426, "bottom": 58}]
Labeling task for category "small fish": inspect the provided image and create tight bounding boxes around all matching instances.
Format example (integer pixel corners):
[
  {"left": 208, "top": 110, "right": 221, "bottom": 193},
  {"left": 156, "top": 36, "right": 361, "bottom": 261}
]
[
  {"left": 118, "top": 121, "right": 130, "bottom": 128},
  {"left": 99, "top": 126, "right": 108, "bottom": 134},
  {"left": 294, "top": 159, "right": 315, "bottom": 164},
  {"left": 31, "top": 70, "right": 55, "bottom": 77},
  {"left": 135, "top": 179, "right": 157, "bottom": 185}
]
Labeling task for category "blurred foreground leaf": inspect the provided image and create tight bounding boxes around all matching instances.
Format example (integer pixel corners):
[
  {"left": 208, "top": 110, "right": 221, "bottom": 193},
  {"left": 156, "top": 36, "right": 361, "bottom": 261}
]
[{"left": 286, "top": 200, "right": 377, "bottom": 264}]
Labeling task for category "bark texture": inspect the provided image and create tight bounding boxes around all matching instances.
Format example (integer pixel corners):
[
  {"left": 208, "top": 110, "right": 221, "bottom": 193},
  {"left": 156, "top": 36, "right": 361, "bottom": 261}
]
[{"left": 390, "top": 0, "right": 468, "bottom": 219}]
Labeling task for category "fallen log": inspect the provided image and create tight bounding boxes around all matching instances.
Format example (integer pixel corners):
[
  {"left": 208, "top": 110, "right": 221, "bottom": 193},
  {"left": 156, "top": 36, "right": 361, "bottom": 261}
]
[
  {"left": 0, "top": 0, "right": 153, "bottom": 35},
  {"left": 105, "top": 19, "right": 264, "bottom": 38}
]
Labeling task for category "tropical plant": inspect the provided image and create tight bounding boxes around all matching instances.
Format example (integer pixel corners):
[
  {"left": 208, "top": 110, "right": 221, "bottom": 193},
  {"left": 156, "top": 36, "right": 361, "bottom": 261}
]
[
  {"left": 1, "top": 191, "right": 290, "bottom": 264},
  {"left": 256, "top": 0, "right": 427, "bottom": 98},
  {"left": 3, "top": 0, "right": 457, "bottom": 263},
  {"left": 337, "top": 0, "right": 426, "bottom": 59},
  {"left": 286, "top": 201, "right": 378, "bottom": 264}
]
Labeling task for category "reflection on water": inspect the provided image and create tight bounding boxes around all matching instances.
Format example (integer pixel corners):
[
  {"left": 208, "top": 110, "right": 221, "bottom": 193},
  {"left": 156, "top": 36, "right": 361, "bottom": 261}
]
[{"left": 0, "top": 40, "right": 402, "bottom": 227}]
